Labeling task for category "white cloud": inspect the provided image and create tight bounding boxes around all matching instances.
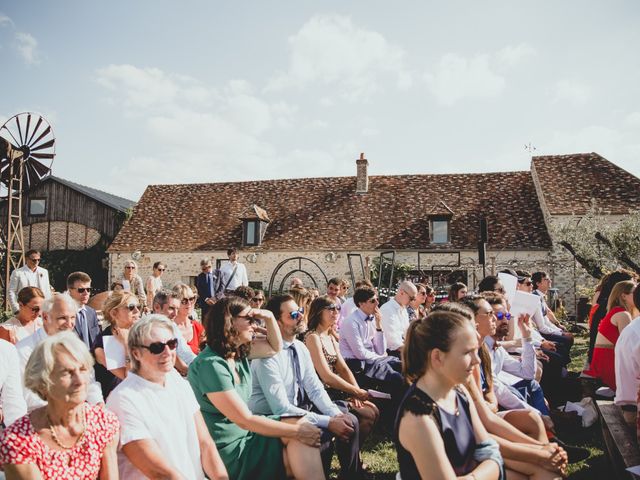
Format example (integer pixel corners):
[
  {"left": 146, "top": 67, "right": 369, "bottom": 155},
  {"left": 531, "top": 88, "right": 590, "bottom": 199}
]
[
  {"left": 624, "top": 112, "right": 640, "bottom": 129},
  {"left": 0, "top": 12, "right": 12, "bottom": 27},
  {"left": 553, "top": 79, "right": 592, "bottom": 105},
  {"left": 496, "top": 43, "right": 537, "bottom": 67},
  {"left": 15, "top": 32, "right": 39, "bottom": 65},
  {"left": 266, "top": 14, "right": 412, "bottom": 101},
  {"left": 425, "top": 53, "right": 505, "bottom": 106}
]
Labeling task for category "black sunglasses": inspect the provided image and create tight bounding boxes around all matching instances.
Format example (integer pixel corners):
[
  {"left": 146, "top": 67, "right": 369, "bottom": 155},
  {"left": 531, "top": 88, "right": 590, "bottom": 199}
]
[
  {"left": 252, "top": 297, "right": 265, "bottom": 302},
  {"left": 325, "top": 304, "right": 342, "bottom": 312},
  {"left": 181, "top": 296, "right": 197, "bottom": 305},
  {"left": 157, "top": 268, "right": 166, "bottom": 271},
  {"left": 124, "top": 303, "right": 140, "bottom": 311},
  {"left": 71, "top": 287, "right": 92, "bottom": 294},
  {"left": 139, "top": 338, "right": 179, "bottom": 354}
]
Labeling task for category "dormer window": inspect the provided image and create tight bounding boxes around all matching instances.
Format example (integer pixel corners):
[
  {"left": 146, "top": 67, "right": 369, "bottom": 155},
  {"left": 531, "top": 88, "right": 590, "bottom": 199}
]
[
  {"left": 243, "top": 220, "right": 260, "bottom": 246},
  {"left": 428, "top": 200, "right": 454, "bottom": 245},
  {"left": 430, "top": 217, "right": 450, "bottom": 244},
  {"left": 239, "top": 204, "right": 270, "bottom": 247}
]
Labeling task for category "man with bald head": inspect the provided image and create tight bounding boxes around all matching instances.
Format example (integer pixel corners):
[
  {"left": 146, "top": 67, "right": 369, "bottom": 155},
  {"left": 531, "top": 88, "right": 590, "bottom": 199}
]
[
  {"left": 16, "top": 293, "right": 104, "bottom": 410},
  {"left": 380, "top": 280, "right": 417, "bottom": 357}
]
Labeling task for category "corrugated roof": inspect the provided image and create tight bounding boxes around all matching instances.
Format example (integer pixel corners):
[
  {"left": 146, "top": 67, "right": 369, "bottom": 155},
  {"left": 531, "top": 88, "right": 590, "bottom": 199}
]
[
  {"left": 45, "top": 175, "right": 136, "bottom": 212},
  {"left": 109, "top": 170, "right": 552, "bottom": 252}
]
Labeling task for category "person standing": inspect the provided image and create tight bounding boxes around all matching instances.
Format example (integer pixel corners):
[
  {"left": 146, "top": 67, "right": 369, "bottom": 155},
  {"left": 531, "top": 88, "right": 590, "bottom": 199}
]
[
  {"left": 195, "top": 258, "right": 222, "bottom": 318},
  {"left": 67, "top": 272, "right": 101, "bottom": 352},
  {"left": 7, "top": 249, "right": 52, "bottom": 314},
  {"left": 220, "top": 248, "right": 249, "bottom": 294},
  {"left": 145, "top": 262, "right": 166, "bottom": 308}
]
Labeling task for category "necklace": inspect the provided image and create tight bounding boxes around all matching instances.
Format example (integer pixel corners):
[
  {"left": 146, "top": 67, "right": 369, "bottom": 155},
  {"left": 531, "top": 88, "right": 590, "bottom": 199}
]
[{"left": 47, "top": 407, "right": 87, "bottom": 450}]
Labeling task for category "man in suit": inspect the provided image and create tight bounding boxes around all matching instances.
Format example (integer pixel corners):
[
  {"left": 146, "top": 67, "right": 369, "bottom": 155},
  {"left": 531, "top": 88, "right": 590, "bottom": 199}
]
[
  {"left": 67, "top": 271, "right": 101, "bottom": 351},
  {"left": 194, "top": 258, "right": 222, "bottom": 318},
  {"left": 7, "top": 249, "right": 52, "bottom": 313}
]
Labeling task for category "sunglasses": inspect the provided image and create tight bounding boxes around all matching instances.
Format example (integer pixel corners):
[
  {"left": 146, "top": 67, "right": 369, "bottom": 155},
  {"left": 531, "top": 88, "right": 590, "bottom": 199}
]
[
  {"left": 28, "top": 306, "right": 41, "bottom": 313},
  {"left": 181, "top": 297, "right": 197, "bottom": 305},
  {"left": 125, "top": 266, "right": 135, "bottom": 269},
  {"left": 71, "top": 287, "right": 92, "bottom": 294},
  {"left": 139, "top": 338, "right": 179, "bottom": 354},
  {"left": 124, "top": 303, "right": 140, "bottom": 311},
  {"left": 289, "top": 308, "right": 305, "bottom": 320},
  {"left": 325, "top": 304, "right": 342, "bottom": 312},
  {"left": 157, "top": 268, "right": 166, "bottom": 272},
  {"left": 236, "top": 314, "right": 260, "bottom": 325},
  {"left": 252, "top": 297, "right": 265, "bottom": 302},
  {"left": 495, "top": 311, "right": 512, "bottom": 321},
  {"left": 29, "top": 257, "right": 41, "bottom": 262}
]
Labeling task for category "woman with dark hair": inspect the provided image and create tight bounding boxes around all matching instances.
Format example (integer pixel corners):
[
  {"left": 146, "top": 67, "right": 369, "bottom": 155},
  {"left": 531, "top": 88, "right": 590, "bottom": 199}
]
[
  {"left": 448, "top": 282, "right": 468, "bottom": 302},
  {"left": 586, "top": 269, "right": 636, "bottom": 365},
  {"left": 187, "top": 297, "right": 323, "bottom": 480},
  {"left": 584, "top": 280, "right": 637, "bottom": 390},
  {"left": 304, "top": 295, "right": 379, "bottom": 442},
  {"left": 424, "top": 284, "right": 437, "bottom": 312},
  {"left": 396, "top": 310, "right": 505, "bottom": 479},
  {"left": 0, "top": 286, "right": 44, "bottom": 343},
  {"left": 478, "top": 276, "right": 506, "bottom": 294}
]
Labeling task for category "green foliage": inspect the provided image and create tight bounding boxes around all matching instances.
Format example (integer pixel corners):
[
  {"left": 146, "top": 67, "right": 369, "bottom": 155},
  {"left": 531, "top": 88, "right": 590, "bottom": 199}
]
[{"left": 369, "top": 256, "right": 414, "bottom": 291}]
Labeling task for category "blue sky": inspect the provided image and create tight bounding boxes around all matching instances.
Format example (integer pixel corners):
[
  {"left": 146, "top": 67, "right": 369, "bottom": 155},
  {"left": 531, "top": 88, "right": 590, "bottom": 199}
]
[{"left": 1, "top": 1, "right": 639, "bottom": 200}]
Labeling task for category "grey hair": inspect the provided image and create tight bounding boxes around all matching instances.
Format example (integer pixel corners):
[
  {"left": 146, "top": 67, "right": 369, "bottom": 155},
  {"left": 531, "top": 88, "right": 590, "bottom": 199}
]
[
  {"left": 200, "top": 258, "right": 212, "bottom": 267},
  {"left": 124, "top": 259, "right": 138, "bottom": 269},
  {"left": 41, "top": 292, "right": 79, "bottom": 316},
  {"left": 128, "top": 314, "right": 175, "bottom": 373},
  {"left": 24, "top": 331, "right": 94, "bottom": 400}
]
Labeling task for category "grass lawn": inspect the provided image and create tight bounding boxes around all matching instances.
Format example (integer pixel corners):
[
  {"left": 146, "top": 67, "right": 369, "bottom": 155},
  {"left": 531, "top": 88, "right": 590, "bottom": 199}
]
[{"left": 335, "top": 332, "right": 609, "bottom": 479}]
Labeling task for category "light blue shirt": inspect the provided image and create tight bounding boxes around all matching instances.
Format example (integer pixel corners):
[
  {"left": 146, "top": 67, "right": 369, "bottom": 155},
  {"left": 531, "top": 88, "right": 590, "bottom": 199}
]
[
  {"left": 248, "top": 339, "right": 341, "bottom": 428},
  {"left": 339, "top": 308, "right": 386, "bottom": 362}
]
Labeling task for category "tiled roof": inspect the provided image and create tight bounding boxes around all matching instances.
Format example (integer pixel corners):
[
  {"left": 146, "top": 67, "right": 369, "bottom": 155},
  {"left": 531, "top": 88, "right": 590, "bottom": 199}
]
[
  {"left": 46, "top": 175, "right": 136, "bottom": 212},
  {"left": 109, "top": 170, "right": 552, "bottom": 252},
  {"left": 532, "top": 153, "right": 640, "bottom": 215}
]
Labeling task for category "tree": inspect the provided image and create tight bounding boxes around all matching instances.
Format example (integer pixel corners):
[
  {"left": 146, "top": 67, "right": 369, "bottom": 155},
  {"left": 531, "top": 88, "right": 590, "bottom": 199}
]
[{"left": 553, "top": 203, "right": 640, "bottom": 279}]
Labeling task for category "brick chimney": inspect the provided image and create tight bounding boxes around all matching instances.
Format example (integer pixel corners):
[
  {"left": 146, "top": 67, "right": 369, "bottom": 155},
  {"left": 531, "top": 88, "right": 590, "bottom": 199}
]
[{"left": 356, "top": 152, "right": 369, "bottom": 193}]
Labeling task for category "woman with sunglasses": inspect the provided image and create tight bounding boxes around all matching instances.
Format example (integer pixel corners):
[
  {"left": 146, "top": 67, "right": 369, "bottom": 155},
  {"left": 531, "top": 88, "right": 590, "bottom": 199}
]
[
  {"left": 188, "top": 296, "right": 323, "bottom": 480},
  {"left": 120, "top": 260, "right": 147, "bottom": 312},
  {"left": 171, "top": 283, "right": 205, "bottom": 354},
  {"left": 424, "top": 284, "right": 437, "bottom": 312},
  {"left": 106, "top": 315, "right": 229, "bottom": 479},
  {"left": 93, "top": 292, "right": 141, "bottom": 399},
  {"left": 249, "top": 289, "right": 266, "bottom": 309},
  {"left": 0, "top": 286, "right": 44, "bottom": 344},
  {"left": 304, "top": 296, "right": 380, "bottom": 444},
  {"left": 145, "top": 261, "right": 165, "bottom": 309}
]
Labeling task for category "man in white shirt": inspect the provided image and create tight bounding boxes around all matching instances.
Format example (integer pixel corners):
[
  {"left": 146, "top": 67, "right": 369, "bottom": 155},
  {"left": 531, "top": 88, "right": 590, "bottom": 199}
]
[
  {"left": 219, "top": 247, "right": 248, "bottom": 293},
  {"left": 0, "top": 339, "right": 27, "bottom": 427},
  {"left": 7, "top": 249, "right": 52, "bottom": 313},
  {"left": 16, "top": 293, "right": 104, "bottom": 411},
  {"left": 380, "top": 280, "right": 417, "bottom": 356},
  {"left": 615, "top": 287, "right": 640, "bottom": 423}
]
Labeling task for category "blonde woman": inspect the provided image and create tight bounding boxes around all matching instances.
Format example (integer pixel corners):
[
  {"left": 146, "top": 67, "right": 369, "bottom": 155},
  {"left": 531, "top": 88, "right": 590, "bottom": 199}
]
[
  {"left": 172, "top": 282, "right": 205, "bottom": 354},
  {"left": 93, "top": 291, "right": 141, "bottom": 398},
  {"left": 120, "top": 260, "right": 146, "bottom": 310}
]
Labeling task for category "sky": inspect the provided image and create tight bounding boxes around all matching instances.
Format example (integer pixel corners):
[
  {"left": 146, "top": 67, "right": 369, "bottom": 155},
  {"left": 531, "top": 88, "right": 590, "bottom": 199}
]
[{"left": 1, "top": 1, "right": 639, "bottom": 201}]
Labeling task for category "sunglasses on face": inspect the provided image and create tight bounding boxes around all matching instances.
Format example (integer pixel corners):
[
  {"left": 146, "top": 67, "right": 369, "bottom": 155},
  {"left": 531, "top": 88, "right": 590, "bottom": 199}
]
[
  {"left": 157, "top": 268, "right": 166, "bottom": 272},
  {"left": 71, "top": 287, "right": 92, "bottom": 294},
  {"left": 181, "top": 297, "right": 196, "bottom": 305},
  {"left": 495, "top": 311, "right": 512, "bottom": 321},
  {"left": 236, "top": 314, "right": 260, "bottom": 325},
  {"left": 139, "top": 338, "right": 179, "bottom": 354},
  {"left": 325, "top": 304, "right": 342, "bottom": 312},
  {"left": 251, "top": 297, "right": 265, "bottom": 302},
  {"left": 27, "top": 306, "right": 41, "bottom": 313},
  {"left": 124, "top": 303, "right": 140, "bottom": 311},
  {"left": 125, "top": 266, "right": 135, "bottom": 269},
  {"left": 289, "top": 308, "right": 305, "bottom": 320},
  {"left": 29, "top": 257, "right": 41, "bottom": 262}
]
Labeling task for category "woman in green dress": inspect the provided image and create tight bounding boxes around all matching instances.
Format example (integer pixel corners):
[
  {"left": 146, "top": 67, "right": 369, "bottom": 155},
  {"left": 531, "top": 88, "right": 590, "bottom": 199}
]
[{"left": 188, "top": 296, "right": 325, "bottom": 480}]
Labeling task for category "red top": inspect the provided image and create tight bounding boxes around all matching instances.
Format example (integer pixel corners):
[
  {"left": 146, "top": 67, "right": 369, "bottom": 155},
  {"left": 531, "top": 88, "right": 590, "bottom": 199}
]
[
  {"left": 0, "top": 404, "right": 119, "bottom": 480},
  {"left": 597, "top": 306, "right": 626, "bottom": 344},
  {"left": 187, "top": 320, "right": 205, "bottom": 354}
]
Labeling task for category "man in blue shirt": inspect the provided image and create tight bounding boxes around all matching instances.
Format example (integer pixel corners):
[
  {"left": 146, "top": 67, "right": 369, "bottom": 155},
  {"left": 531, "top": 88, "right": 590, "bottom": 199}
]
[{"left": 249, "top": 294, "right": 364, "bottom": 479}]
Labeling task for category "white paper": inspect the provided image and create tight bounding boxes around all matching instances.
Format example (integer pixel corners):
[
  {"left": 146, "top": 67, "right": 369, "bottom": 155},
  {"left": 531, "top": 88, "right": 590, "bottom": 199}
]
[
  {"left": 509, "top": 291, "right": 542, "bottom": 339},
  {"left": 626, "top": 465, "right": 640, "bottom": 475},
  {"left": 498, "top": 273, "right": 518, "bottom": 303},
  {"left": 368, "top": 389, "right": 392, "bottom": 400},
  {"left": 103, "top": 336, "right": 126, "bottom": 370}
]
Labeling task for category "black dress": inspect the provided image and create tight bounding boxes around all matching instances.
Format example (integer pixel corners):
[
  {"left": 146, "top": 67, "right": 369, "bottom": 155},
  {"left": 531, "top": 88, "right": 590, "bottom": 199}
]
[{"left": 394, "top": 383, "right": 477, "bottom": 479}]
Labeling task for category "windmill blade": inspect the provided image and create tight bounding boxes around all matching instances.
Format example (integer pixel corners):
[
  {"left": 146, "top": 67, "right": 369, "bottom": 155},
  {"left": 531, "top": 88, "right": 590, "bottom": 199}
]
[
  {"left": 27, "top": 117, "right": 43, "bottom": 145},
  {"left": 15, "top": 115, "right": 24, "bottom": 145},
  {"left": 30, "top": 138, "right": 55, "bottom": 152},
  {"left": 27, "top": 158, "right": 51, "bottom": 178},
  {"left": 29, "top": 125, "right": 51, "bottom": 149},
  {"left": 24, "top": 114, "right": 32, "bottom": 147},
  {"left": 31, "top": 152, "right": 55, "bottom": 160},
  {"left": 1, "top": 125, "right": 21, "bottom": 146}
]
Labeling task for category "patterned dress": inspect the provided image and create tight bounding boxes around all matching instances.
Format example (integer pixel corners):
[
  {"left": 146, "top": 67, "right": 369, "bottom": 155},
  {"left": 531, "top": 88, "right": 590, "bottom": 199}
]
[{"left": 0, "top": 404, "right": 119, "bottom": 480}]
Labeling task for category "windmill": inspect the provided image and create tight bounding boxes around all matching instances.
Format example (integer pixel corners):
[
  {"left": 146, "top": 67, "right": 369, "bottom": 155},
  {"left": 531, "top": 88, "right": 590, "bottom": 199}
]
[{"left": 0, "top": 112, "right": 55, "bottom": 309}]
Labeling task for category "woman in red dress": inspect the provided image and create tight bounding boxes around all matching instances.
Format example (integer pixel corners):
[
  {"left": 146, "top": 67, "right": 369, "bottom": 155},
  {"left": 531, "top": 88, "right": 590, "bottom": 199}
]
[
  {"left": 587, "top": 280, "right": 637, "bottom": 390},
  {"left": 0, "top": 331, "right": 119, "bottom": 479}
]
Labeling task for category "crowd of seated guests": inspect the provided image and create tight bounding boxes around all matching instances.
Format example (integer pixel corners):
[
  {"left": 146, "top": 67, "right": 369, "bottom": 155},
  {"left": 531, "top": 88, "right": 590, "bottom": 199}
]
[{"left": 1, "top": 265, "right": 604, "bottom": 479}]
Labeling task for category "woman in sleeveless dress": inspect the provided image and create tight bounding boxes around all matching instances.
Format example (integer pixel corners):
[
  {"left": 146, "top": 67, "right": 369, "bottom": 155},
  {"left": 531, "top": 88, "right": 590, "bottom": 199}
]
[
  {"left": 304, "top": 295, "right": 379, "bottom": 443},
  {"left": 586, "top": 280, "right": 637, "bottom": 390}
]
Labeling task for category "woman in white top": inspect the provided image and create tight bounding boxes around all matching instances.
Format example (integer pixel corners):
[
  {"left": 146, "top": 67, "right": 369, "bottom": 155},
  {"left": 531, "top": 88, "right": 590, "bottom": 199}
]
[
  {"left": 106, "top": 315, "right": 228, "bottom": 480},
  {"left": 120, "top": 260, "right": 147, "bottom": 311},
  {"left": 0, "top": 286, "right": 44, "bottom": 344},
  {"left": 145, "top": 262, "right": 165, "bottom": 309}
]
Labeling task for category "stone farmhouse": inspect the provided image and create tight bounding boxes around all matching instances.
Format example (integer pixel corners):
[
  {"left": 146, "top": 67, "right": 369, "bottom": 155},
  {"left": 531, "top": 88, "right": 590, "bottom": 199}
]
[{"left": 107, "top": 152, "right": 640, "bottom": 316}]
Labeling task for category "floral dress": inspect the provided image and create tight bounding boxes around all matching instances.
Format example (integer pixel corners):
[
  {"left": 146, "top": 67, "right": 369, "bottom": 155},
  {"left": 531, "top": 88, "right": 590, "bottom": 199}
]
[{"left": 0, "top": 404, "right": 119, "bottom": 479}]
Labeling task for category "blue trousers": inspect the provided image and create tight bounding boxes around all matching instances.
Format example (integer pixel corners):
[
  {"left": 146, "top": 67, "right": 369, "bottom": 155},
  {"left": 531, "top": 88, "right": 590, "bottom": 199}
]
[{"left": 511, "top": 379, "right": 550, "bottom": 416}]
